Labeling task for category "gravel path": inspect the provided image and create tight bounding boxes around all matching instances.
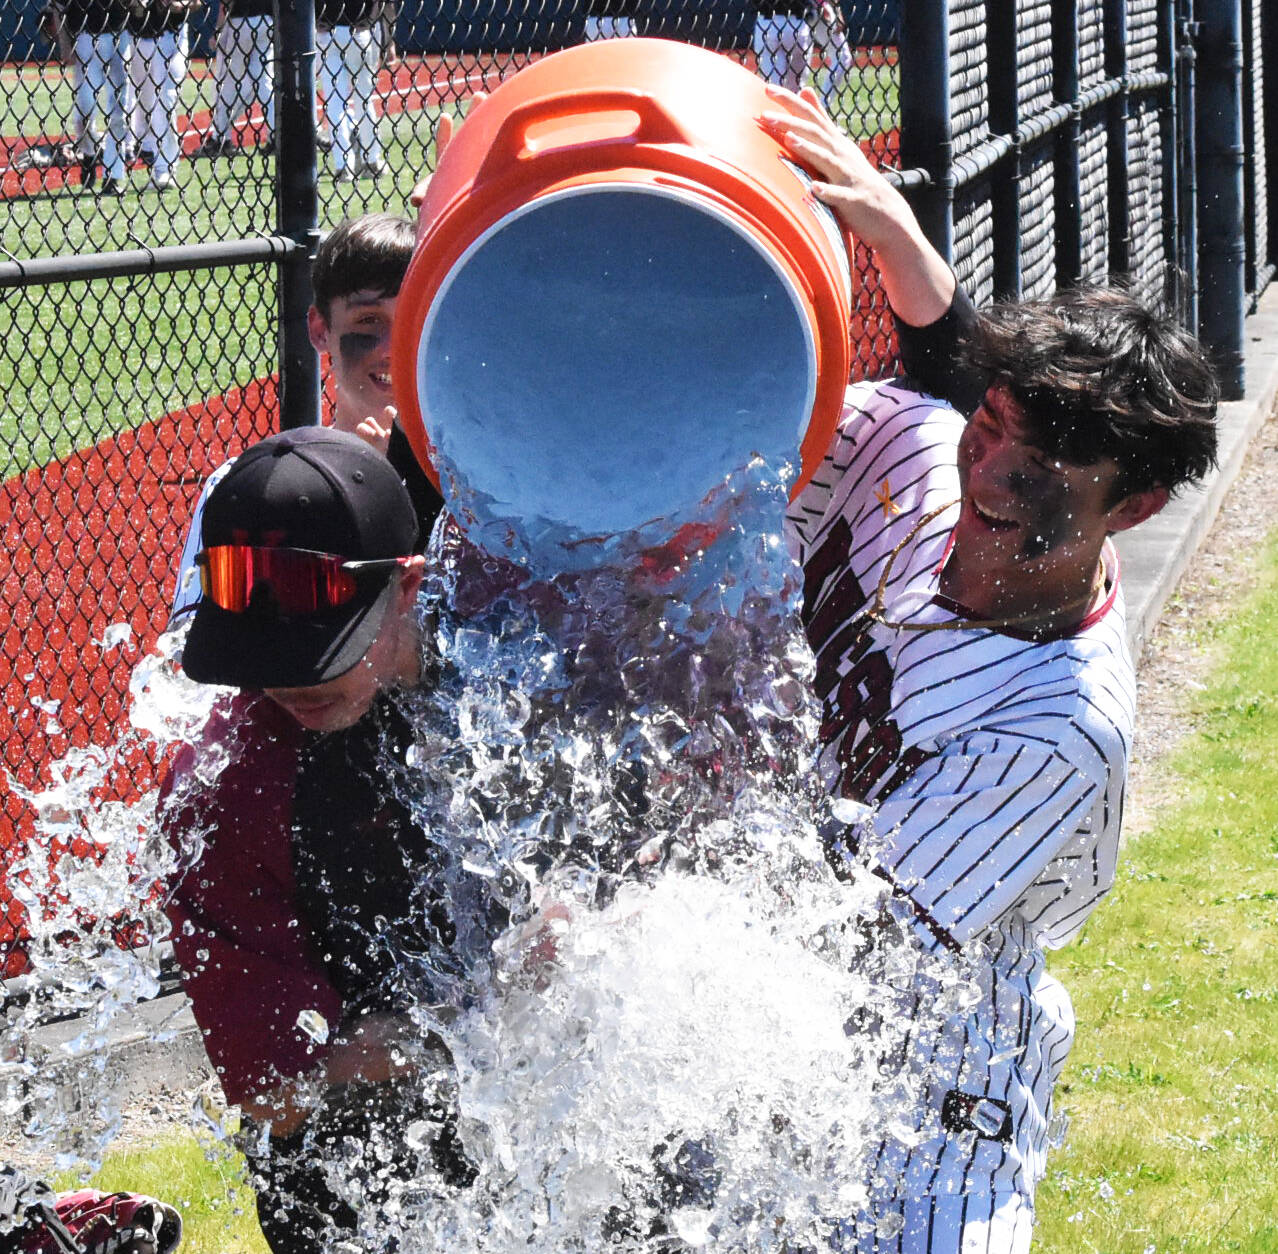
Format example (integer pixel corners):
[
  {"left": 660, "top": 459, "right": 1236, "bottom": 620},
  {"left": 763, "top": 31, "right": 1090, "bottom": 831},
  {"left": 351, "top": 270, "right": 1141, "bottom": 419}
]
[{"left": 5, "top": 407, "right": 1277, "bottom": 1179}]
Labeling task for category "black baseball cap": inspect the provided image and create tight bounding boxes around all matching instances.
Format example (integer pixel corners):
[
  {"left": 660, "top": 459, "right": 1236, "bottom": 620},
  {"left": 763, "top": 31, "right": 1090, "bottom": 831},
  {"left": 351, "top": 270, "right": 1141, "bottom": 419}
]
[{"left": 182, "top": 427, "right": 419, "bottom": 689}]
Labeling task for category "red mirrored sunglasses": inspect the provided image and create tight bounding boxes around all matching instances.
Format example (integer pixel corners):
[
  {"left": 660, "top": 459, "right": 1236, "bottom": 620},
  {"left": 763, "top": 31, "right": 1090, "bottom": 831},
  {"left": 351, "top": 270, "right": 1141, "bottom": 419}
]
[{"left": 196, "top": 545, "right": 412, "bottom": 615}]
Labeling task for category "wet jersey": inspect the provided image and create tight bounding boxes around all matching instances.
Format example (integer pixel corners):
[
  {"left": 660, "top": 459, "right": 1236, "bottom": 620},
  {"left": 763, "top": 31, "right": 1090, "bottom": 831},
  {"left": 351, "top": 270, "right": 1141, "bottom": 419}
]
[{"left": 786, "top": 379, "right": 1134, "bottom": 1202}]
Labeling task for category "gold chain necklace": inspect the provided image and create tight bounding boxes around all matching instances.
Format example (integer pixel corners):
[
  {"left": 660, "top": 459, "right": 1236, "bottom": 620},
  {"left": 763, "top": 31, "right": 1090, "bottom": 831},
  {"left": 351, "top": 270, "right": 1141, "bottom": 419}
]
[{"left": 865, "top": 500, "right": 1108, "bottom": 637}]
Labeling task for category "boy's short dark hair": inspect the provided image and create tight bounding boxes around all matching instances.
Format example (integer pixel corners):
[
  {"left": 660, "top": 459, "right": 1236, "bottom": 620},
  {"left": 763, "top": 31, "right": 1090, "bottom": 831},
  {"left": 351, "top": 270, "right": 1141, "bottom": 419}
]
[
  {"left": 964, "top": 285, "right": 1220, "bottom": 500},
  {"left": 311, "top": 214, "right": 416, "bottom": 321}
]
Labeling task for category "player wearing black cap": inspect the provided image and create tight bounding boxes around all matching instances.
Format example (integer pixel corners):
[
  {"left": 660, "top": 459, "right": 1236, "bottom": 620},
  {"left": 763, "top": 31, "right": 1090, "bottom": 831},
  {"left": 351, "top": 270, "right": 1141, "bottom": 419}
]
[
  {"left": 169, "top": 214, "right": 444, "bottom": 627},
  {"left": 163, "top": 428, "right": 481, "bottom": 1253}
]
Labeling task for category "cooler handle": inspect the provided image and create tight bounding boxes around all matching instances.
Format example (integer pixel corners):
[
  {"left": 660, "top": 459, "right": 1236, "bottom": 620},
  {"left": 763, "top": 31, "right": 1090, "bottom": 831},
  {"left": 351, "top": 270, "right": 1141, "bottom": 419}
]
[{"left": 478, "top": 88, "right": 691, "bottom": 179}]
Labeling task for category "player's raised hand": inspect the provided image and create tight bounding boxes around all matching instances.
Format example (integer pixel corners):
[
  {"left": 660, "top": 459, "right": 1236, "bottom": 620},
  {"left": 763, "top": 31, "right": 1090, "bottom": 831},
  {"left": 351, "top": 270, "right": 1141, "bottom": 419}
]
[
  {"left": 410, "top": 92, "right": 490, "bottom": 211},
  {"left": 758, "top": 84, "right": 955, "bottom": 327},
  {"left": 355, "top": 405, "right": 394, "bottom": 455}
]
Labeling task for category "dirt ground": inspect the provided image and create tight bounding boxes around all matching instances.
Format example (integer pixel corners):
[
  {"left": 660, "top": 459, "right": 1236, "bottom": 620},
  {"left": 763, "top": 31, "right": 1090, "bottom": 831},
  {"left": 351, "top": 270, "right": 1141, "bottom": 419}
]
[
  {"left": 5, "top": 406, "right": 1278, "bottom": 1181},
  {"left": 1124, "top": 405, "right": 1278, "bottom": 832}
]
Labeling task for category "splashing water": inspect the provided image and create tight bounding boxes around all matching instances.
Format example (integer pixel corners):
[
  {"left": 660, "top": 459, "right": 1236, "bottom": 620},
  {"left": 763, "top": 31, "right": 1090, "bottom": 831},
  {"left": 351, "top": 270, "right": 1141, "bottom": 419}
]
[
  {"left": 1, "top": 630, "right": 232, "bottom": 1188},
  {"left": 2, "top": 459, "right": 975, "bottom": 1252},
  {"left": 327, "top": 460, "right": 974, "bottom": 1252}
]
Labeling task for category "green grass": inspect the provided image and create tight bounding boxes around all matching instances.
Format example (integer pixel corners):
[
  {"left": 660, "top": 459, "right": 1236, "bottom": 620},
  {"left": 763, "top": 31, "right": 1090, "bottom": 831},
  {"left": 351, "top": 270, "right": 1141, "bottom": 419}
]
[
  {"left": 1, "top": 265, "right": 276, "bottom": 477},
  {"left": 825, "top": 58, "right": 899, "bottom": 140},
  {"left": 54, "top": 1132, "right": 270, "bottom": 1254},
  {"left": 1035, "top": 529, "right": 1278, "bottom": 1253}
]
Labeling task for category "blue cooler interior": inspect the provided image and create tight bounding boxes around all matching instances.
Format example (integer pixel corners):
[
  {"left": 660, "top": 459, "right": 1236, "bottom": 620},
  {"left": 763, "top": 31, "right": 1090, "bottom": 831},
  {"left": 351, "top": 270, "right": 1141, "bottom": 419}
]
[{"left": 417, "top": 185, "right": 817, "bottom": 563}]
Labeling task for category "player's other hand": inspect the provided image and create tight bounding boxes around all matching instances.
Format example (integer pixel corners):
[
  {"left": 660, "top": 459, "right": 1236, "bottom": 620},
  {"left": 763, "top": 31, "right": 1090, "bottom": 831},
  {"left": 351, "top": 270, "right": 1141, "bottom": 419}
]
[
  {"left": 409, "top": 92, "right": 490, "bottom": 211},
  {"left": 355, "top": 405, "right": 394, "bottom": 455}
]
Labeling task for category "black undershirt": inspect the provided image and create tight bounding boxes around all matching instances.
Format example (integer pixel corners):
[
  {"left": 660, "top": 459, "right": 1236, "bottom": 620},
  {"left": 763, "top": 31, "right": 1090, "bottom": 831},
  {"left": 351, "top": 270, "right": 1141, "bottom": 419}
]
[
  {"left": 895, "top": 284, "right": 985, "bottom": 417},
  {"left": 290, "top": 693, "right": 454, "bottom": 1016},
  {"left": 387, "top": 424, "right": 445, "bottom": 550}
]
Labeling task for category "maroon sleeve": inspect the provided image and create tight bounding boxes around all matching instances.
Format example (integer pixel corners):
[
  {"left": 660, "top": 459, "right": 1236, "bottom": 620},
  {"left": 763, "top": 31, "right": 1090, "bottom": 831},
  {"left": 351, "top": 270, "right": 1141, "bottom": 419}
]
[{"left": 160, "top": 695, "right": 345, "bottom": 1106}]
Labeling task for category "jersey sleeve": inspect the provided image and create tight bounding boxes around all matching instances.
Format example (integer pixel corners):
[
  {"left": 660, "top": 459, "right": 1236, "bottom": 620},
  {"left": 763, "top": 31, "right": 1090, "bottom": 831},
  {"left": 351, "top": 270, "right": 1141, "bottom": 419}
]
[
  {"left": 895, "top": 283, "right": 986, "bottom": 418},
  {"left": 865, "top": 726, "right": 1104, "bottom": 950},
  {"left": 168, "top": 458, "right": 234, "bottom": 627},
  {"left": 160, "top": 701, "right": 344, "bottom": 1105}
]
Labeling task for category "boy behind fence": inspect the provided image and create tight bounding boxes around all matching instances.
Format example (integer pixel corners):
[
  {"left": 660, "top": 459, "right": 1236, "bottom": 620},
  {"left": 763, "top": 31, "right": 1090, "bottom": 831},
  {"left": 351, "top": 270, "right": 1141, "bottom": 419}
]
[{"left": 170, "top": 212, "right": 443, "bottom": 624}]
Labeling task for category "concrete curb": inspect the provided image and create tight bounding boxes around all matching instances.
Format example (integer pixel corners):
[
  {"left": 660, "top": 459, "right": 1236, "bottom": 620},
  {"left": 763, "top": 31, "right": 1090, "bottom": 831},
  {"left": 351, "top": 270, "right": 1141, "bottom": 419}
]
[
  {"left": 30, "top": 992, "right": 210, "bottom": 1107},
  {"left": 29, "top": 285, "right": 1278, "bottom": 1125},
  {"left": 1115, "top": 283, "right": 1278, "bottom": 661}
]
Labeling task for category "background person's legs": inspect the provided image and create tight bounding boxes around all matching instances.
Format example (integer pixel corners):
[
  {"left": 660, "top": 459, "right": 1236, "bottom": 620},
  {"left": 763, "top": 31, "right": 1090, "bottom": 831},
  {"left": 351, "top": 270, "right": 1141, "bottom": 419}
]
[
  {"left": 100, "top": 32, "right": 133, "bottom": 183},
  {"left": 72, "top": 31, "right": 105, "bottom": 162},
  {"left": 243, "top": 14, "right": 275, "bottom": 138},
  {"left": 316, "top": 28, "right": 351, "bottom": 176},
  {"left": 133, "top": 29, "right": 187, "bottom": 181},
  {"left": 209, "top": 18, "right": 241, "bottom": 142},
  {"left": 752, "top": 13, "right": 811, "bottom": 92},
  {"left": 350, "top": 26, "right": 381, "bottom": 173},
  {"left": 130, "top": 36, "right": 158, "bottom": 160},
  {"left": 67, "top": 38, "right": 99, "bottom": 154}
]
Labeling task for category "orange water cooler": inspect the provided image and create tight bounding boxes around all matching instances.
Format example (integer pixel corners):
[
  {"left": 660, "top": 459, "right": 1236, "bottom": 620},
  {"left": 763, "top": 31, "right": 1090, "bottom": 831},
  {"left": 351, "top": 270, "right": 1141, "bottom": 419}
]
[{"left": 391, "top": 37, "right": 853, "bottom": 571}]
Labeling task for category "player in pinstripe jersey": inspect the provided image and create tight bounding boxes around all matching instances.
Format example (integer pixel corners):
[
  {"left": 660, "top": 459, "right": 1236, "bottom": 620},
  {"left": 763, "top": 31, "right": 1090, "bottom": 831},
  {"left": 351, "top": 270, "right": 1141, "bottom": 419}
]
[{"left": 764, "top": 92, "right": 1220, "bottom": 1250}]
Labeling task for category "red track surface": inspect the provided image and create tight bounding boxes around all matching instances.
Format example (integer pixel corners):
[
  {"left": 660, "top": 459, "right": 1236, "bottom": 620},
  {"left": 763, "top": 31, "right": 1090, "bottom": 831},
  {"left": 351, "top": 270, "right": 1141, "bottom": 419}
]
[{"left": 0, "top": 379, "right": 278, "bottom": 975}]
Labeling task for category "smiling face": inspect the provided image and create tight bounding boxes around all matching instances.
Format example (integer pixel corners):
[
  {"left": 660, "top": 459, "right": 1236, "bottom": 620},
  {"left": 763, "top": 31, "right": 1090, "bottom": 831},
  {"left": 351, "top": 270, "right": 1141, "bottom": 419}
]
[
  {"left": 956, "top": 383, "right": 1121, "bottom": 559},
  {"left": 945, "top": 383, "right": 1162, "bottom": 623},
  {"left": 308, "top": 290, "right": 398, "bottom": 432}
]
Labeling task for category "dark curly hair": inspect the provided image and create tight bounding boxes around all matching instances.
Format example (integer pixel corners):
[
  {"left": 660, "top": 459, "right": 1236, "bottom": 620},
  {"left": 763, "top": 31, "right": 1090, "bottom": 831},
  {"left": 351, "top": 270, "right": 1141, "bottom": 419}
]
[
  {"left": 964, "top": 285, "right": 1220, "bottom": 501},
  {"left": 311, "top": 213, "right": 416, "bottom": 321}
]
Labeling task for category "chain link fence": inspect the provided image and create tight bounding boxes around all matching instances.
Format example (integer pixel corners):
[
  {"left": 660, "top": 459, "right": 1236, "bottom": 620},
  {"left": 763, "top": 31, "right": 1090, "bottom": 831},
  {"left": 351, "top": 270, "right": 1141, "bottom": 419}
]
[{"left": 0, "top": 0, "right": 1272, "bottom": 975}]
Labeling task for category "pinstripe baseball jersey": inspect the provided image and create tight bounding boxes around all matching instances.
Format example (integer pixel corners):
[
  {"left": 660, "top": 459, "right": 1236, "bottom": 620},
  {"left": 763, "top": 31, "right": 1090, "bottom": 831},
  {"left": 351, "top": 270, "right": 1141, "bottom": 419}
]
[{"left": 786, "top": 379, "right": 1135, "bottom": 1207}]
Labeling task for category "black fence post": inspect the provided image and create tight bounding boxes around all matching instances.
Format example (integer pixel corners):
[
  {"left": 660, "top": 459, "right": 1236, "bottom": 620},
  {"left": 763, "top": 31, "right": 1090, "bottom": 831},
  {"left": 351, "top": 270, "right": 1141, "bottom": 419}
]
[
  {"left": 1157, "top": 0, "right": 1181, "bottom": 313},
  {"left": 275, "top": 0, "right": 321, "bottom": 428},
  {"left": 1053, "top": 0, "right": 1083, "bottom": 289},
  {"left": 1177, "top": 0, "right": 1200, "bottom": 328},
  {"left": 1267, "top": 0, "right": 1278, "bottom": 277},
  {"left": 898, "top": 0, "right": 953, "bottom": 263},
  {"left": 986, "top": 0, "right": 1021, "bottom": 300},
  {"left": 1196, "top": 0, "right": 1246, "bottom": 399},
  {"left": 1104, "top": 0, "right": 1132, "bottom": 279}
]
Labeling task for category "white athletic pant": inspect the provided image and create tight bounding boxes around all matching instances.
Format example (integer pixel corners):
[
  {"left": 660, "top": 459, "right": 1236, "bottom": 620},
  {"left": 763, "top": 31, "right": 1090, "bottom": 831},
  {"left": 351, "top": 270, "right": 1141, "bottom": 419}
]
[
  {"left": 130, "top": 27, "right": 189, "bottom": 175},
  {"left": 73, "top": 30, "right": 132, "bottom": 179},
  {"left": 211, "top": 14, "right": 274, "bottom": 140},
  {"left": 67, "top": 44, "right": 98, "bottom": 145},
  {"left": 835, "top": 1193, "right": 1035, "bottom": 1254},
  {"left": 582, "top": 16, "right": 634, "bottom": 40},
  {"left": 809, "top": 2, "right": 854, "bottom": 107},
  {"left": 316, "top": 25, "right": 381, "bottom": 173},
  {"left": 752, "top": 12, "right": 812, "bottom": 93}
]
